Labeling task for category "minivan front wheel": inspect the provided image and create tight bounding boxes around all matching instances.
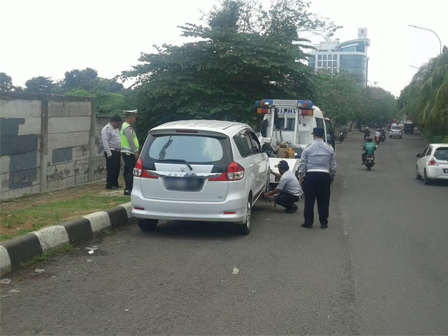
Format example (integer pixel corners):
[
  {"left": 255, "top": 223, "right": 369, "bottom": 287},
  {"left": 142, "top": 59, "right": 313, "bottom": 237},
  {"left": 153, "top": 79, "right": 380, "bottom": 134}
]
[
  {"left": 138, "top": 219, "right": 158, "bottom": 231},
  {"left": 235, "top": 198, "right": 251, "bottom": 235}
]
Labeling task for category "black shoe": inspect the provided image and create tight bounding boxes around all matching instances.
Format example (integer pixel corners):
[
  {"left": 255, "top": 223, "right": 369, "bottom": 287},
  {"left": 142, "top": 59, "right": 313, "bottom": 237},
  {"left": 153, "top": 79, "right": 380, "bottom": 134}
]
[
  {"left": 114, "top": 184, "right": 121, "bottom": 188},
  {"left": 301, "top": 223, "right": 312, "bottom": 229},
  {"left": 320, "top": 225, "right": 328, "bottom": 229},
  {"left": 285, "top": 205, "right": 298, "bottom": 213},
  {"left": 124, "top": 189, "right": 131, "bottom": 196}
]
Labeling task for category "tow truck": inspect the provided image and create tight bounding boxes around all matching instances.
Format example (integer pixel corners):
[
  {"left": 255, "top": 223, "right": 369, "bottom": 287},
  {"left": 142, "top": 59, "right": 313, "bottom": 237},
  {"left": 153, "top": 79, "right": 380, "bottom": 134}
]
[{"left": 255, "top": 99, "right": 335, "bottom": 186}]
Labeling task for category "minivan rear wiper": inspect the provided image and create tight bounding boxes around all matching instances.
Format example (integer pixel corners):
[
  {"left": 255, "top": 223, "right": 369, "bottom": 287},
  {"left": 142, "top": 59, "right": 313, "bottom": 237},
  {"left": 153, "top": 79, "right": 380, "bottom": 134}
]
[{"left": 157, "top": 159, "right": 193, "bottom": 171}]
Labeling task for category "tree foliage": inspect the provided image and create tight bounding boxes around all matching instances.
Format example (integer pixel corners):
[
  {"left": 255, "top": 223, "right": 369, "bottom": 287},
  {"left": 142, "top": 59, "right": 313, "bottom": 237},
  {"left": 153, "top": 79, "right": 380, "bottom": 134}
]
[
  {"left": 123, "top": 0, "right": 340, "bottom": 133},
  {"left": 24, "top": 76, "right": 55, "bottom": 94},
  {"left": 311, "top": 72, "right": 363, "bottom": 128},
  {"left": 0, "top": 72, "right": 13, "bottom": 93},
  {"left": 399, "top": 50, "right": 448, "bottom": 135}
]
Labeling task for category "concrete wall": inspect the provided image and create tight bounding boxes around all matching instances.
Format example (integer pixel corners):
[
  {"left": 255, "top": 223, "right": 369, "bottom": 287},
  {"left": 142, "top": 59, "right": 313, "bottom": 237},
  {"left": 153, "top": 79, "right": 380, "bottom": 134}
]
[{"left": 0, "top": 93, "right": 109, "bottom": 200}]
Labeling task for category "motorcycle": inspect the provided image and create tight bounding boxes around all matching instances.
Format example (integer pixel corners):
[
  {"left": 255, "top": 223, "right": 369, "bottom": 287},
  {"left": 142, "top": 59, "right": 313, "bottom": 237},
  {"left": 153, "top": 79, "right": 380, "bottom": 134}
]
[
  {"left": 375, "top": 136, "right": 381, "bottom": 145},
  {"left": 380, "top": 134, "right": 386, "bottom": 142},
  {"left": 338, "top": 132, "right": 344, "bottom": 143},
  {"left": 365, "top": 154, "right": 375, "bottom": 171}
]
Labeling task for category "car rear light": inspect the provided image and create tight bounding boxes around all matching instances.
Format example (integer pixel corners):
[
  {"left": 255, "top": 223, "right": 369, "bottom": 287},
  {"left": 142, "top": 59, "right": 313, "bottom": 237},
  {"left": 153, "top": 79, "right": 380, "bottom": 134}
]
[
  {"left": 428, "top": 159, "right": 439, "bottom": 166},
  {"left": 133, "top": 158, "right": 158, "bottom": 179},
  {"left": 209, "top": 162, "right": 245, "bottom": 181}
]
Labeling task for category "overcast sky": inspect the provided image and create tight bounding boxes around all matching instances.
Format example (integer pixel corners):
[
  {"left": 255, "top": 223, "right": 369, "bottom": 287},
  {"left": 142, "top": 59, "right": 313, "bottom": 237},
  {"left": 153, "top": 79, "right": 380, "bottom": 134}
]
[{"left": 1, "top": 0, "right": 447, "bottom": 97}]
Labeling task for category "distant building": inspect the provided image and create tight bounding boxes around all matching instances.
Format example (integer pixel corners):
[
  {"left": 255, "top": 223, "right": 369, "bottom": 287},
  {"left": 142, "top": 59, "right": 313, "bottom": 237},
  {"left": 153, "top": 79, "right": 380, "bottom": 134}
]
[{"left": 308, "top": 28, "right": 370, "bottom": 86}]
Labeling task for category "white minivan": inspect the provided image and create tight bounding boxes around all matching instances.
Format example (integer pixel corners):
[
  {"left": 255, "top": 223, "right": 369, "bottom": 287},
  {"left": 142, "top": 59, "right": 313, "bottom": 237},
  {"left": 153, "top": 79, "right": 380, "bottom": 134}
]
[{"left": 131, "top": 120, "right": 269, "bottom": 234}]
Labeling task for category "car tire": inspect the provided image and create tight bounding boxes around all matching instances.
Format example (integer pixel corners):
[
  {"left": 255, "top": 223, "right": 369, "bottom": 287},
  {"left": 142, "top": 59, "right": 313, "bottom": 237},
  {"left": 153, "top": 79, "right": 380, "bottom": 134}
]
[
  {"left": 235, "top": 197, "right": 251, "bottom": 235},
  {"left": 416, "top": 167, "right": 421, "bottom": 180},
  {"left": 138, "top": 219, "right": 158, "bottom": 231},
  {"left": 423, "top": 170, "right": 431, "bottom": 185}
]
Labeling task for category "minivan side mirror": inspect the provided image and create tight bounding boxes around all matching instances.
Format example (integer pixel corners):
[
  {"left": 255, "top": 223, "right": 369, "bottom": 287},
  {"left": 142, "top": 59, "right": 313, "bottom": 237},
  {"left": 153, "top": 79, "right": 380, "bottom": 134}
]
[{"left": 416, "top": 153, "right": 422, "bottom": 158}]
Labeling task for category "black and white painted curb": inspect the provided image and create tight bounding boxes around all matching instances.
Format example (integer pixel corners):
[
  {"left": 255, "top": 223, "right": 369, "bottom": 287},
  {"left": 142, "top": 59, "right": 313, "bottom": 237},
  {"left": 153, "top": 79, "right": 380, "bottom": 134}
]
[{"left": 0, "top": 202, "right": 132, "bottom": 276}]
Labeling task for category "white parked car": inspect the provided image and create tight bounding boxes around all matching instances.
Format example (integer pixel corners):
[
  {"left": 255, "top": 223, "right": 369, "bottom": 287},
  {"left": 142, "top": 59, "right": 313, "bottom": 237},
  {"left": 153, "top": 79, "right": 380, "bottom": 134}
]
[
  {"left": 389, "top": 126, "right": 403, "bottom": 139},
  {"left": 131, "top": 120, "right": 269, "bottom": 234},
  {"left": 416, "top": 144, "right": 448, "bottom": 185}
]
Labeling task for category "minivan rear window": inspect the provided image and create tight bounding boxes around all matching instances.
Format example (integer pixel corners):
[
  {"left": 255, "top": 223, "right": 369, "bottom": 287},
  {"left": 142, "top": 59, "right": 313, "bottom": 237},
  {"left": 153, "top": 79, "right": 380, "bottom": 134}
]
[
  {"left": 434, "top": 148, "right": 448, "bottom": 161},
  {"left": 149, "top": 135, "right": 223, "bottom": 162},
  {"left": 141, "top": 134, "right": 233, "bottom": 171}
]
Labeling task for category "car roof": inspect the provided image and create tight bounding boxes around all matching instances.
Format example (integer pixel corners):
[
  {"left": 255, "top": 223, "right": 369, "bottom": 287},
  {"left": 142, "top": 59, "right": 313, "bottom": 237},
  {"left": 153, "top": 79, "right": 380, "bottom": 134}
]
[
  {"left": 430, "top": 144, "right": 448, "bottom": 148},
  {"left": 149, "top": 120, "right": 251, "bottom": 136}
]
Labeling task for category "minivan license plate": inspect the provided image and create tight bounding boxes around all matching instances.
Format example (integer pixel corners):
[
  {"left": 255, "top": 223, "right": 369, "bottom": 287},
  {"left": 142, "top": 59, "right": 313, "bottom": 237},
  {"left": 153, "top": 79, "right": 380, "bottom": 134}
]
[
  {"left": 443, "top": 169, "right": 448, "bottom": 173},
  {"left": 164, "top": 177, "right": 204, "bottom": 192}
]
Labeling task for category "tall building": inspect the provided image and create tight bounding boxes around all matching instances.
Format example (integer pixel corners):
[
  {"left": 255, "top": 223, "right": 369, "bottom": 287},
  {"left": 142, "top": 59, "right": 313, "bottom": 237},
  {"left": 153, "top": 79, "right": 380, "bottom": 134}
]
[{"left": 308, "top": 28, "right": 370, "bottom": 86}]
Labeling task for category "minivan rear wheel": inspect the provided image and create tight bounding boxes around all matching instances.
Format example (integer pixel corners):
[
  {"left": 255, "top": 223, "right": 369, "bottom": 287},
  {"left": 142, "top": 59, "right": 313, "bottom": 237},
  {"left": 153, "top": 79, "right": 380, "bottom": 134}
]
[
  {"left": 138, "top": 219, "right": 158, "bottom": 231},
  {"left": 235, "top": 198, "right": 251, "bottom": 235}
]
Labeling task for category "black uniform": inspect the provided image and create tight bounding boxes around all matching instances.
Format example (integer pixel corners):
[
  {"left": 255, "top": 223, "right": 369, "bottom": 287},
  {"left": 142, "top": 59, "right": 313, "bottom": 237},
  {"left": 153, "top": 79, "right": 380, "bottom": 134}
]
[{"left": 298, "top": 128, "right": 337, "bottom": 228}]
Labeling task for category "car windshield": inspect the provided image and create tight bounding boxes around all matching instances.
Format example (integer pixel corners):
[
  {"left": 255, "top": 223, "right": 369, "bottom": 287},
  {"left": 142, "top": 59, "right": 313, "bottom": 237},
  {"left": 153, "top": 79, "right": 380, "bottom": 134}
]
[
  {"left": 148, "top": 135, "right": 224, "bottom": 163},
  {"left": 434, "top": 148, "right": 448, "bottom": 161}
]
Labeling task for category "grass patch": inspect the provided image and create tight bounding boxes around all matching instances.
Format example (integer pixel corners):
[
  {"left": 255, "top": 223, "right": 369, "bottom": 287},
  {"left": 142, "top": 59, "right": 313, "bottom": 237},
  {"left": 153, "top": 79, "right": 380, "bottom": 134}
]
[
  {"left": 20, "top": 254, "right": 48, "bottom": 267},
  {"left": 0, "top": 194, "right": 129, "bottom": 241},
  {"left": 19, "top": 244, "right": 74, "bottom": 268}
]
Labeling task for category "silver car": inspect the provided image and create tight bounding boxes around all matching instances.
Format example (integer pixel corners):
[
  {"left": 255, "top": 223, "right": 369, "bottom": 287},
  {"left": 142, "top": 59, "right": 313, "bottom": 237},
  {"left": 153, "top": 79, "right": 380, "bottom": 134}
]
[
  {"left": 131, "top": 120, "right": 269, "bottom": 234},
  {"left": 416, "top": 144, "right": 448, "bottom": 184},
  {"left": 389, "top": 126, "right": 403, "bottom": 139}
]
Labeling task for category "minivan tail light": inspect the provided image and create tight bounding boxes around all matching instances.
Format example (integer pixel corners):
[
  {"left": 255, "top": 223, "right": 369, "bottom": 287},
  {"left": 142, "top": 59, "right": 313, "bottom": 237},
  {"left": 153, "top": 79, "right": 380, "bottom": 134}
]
[
  {"left": 227, "top": 162, "right": 245, "bottom": 180},
  {"left": 133, "top": 158, "right": 158, "bottom": 179},
  {"left": 210, "top": 162, "right": 245, "bottom": 181},
  {"left": 428, "top": 159, "right": 438, "bottom": 166}
]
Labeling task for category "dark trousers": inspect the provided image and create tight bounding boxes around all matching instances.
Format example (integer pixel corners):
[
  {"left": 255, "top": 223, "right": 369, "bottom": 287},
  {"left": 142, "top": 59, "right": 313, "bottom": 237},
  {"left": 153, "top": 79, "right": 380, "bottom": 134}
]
[
  {"left": 275, "top": 192, "right": 300, "bottom": 210},
  {"left": 122, "top": 153, "right": 137, "bottom": 191},
  {"left": 303, "top": 172, "right": 331, "bottom": 226},
  {"left": 104, "top": 151, "right": 121, "bottom": 188}
]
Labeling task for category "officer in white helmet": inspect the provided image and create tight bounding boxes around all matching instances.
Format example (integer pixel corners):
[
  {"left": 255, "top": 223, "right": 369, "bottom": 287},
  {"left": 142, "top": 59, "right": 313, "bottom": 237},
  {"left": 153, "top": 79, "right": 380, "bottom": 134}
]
[{"left": 120, "top": 109, "right": 139, "bottom": 196}]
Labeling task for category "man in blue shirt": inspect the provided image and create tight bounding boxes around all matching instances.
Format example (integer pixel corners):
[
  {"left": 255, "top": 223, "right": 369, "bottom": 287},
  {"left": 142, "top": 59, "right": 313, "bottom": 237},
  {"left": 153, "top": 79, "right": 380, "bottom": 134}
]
[
  {"left": 298, "top": 127, "right": 337, "bottom": 229},
  {"left": 263, "top": 160, "right": 303, "bottom": 213}
]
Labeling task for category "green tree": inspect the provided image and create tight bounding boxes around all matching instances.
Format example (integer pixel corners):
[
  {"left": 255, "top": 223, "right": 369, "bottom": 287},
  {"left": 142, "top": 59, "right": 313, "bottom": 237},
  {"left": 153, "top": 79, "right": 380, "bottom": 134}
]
[
  {"left": 24, "top": 76, "right": 55, "bottom": 94},
  {"left": 123, "top": 0, "right": 337, "bottom": 133},
  {"left": 0, "top": 72, "right": 13, "bottom": 93},
  {"left": 361, "top": 86, "right": 399, "bottom": 126},
  {"left": 399, "top": 51, "right": 448, "bottom": 135},
  {"left": 311, "top": 71, "right": 364, "bottom": 128},
  {"left": 63, "top": 68, "right": 99, "bottom": 91}
]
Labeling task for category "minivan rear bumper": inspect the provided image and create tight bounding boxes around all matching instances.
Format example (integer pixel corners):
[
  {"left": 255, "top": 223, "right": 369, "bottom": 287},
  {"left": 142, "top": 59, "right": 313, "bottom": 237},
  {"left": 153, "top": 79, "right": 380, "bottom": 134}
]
[{"left": 131, "top": 188, "right": 247, "bottom": 222}]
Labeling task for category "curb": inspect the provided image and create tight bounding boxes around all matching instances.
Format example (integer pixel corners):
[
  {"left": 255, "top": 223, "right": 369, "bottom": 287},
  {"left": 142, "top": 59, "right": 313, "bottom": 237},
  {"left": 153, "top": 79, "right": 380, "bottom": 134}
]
[{"left": 0, "top": 202, "right": 132, "bottom": 276}]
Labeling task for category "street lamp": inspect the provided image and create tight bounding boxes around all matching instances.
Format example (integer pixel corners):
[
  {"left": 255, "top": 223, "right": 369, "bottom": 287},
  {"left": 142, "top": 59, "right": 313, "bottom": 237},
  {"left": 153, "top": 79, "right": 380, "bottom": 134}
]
[{"left": 408, "top": 24, "right": 442, "bottom": 55}]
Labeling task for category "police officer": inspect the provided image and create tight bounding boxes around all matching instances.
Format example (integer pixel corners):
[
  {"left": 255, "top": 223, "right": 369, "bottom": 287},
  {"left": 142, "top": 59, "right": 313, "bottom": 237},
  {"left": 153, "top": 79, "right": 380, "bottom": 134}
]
[
  {"left": 120, "top": 109, "right": 139, "bottom": 196},
  {"left": 101, "top": 115, "right": 122, "bottom": 189},
  {"left": 262, "top": 160, "right": 303, "bottom": 213},
  {"left": 298, "top": 127, "right": 337, "bottom": 229}
]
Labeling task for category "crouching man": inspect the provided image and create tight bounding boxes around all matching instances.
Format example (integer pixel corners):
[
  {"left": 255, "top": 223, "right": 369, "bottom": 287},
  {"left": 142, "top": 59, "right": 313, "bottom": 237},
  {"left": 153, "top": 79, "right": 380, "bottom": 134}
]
[{"left": 262, "top": 160, "right": 303, "bottom": 213}]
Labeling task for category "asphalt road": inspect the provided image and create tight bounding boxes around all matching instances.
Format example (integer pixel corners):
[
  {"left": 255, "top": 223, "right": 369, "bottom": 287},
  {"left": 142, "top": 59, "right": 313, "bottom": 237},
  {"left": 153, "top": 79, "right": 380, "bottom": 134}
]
[{"left": 1, "top": 132, "right": 447, "bottom": 335}]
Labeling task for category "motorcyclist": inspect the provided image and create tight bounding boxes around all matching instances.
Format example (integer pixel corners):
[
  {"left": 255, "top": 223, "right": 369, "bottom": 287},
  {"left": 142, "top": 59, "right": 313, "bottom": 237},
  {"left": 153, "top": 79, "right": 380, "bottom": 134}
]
[
  {"left": 362, "top": 137, "right": 377, "bottom": 165},
  {"left": 380, "top": 127, "right": 386, "bottom": 142},
  {"left": 363, "top": 127, "right": 371, "bottom": 140}
]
